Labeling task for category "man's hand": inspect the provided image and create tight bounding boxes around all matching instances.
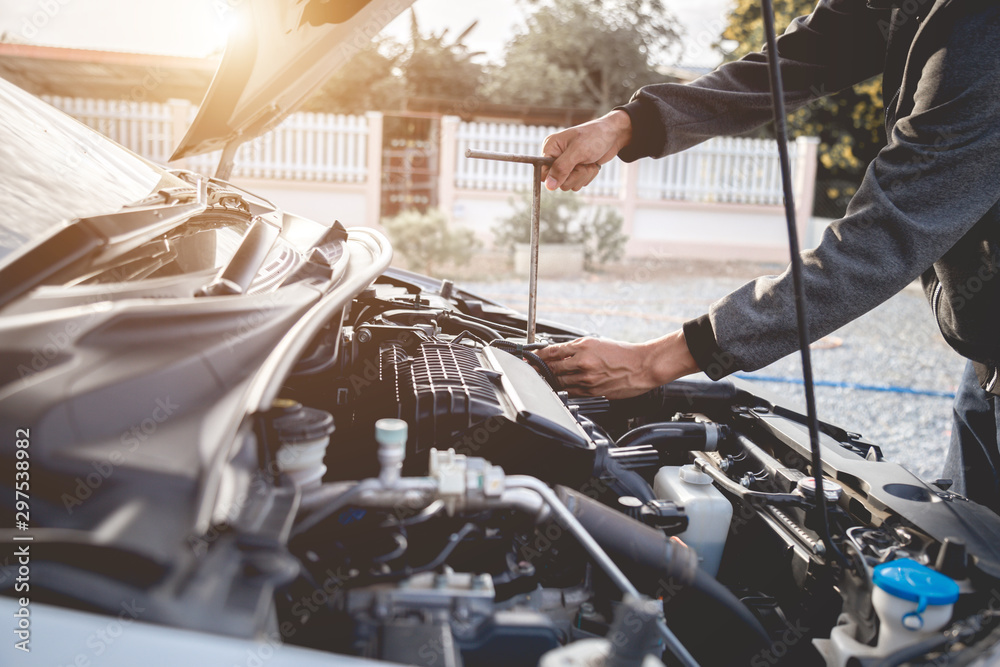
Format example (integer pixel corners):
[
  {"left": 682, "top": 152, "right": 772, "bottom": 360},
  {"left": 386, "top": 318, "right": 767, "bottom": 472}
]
[
  {"left": 536, "top": 330, "right": 700, "bottom": 400},
  {"left": 541, "top": 110, "right": 633, "bottom": 192}
]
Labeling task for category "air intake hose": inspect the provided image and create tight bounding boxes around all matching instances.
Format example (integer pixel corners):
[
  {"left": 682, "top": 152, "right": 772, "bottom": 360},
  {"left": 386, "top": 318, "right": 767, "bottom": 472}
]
[{"left": 554, "top": 486, "right": 770, "bottom": 648}]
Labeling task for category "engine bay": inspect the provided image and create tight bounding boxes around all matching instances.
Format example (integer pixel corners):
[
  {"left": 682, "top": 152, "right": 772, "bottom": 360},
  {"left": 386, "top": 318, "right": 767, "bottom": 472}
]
[{"left": 249, "top": 273, "right": 1000, "bottom": 666}]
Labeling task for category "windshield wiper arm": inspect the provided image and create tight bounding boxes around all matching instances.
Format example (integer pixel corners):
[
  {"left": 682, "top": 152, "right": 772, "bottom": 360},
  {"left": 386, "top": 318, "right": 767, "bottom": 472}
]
[{"left": 196, "top": 214, "right": 282, "bottom": 296}]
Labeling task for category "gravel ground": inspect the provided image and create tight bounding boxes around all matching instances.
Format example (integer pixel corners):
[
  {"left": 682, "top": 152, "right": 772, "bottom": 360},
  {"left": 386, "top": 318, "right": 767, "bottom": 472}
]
[{"left": 462, "top": 263, "right": 967, "bottom": 482}]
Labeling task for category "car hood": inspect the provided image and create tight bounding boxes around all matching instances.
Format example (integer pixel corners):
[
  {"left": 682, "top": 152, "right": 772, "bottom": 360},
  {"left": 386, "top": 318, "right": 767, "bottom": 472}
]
[{"left": 171, "top": 0, "right": 414, "bottom": 160}]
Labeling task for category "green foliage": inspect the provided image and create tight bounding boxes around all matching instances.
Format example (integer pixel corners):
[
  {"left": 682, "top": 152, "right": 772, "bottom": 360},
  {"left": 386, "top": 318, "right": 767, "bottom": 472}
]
[
  {"left": 493, "top": 190, "right": 627, "bottom": 269},
  {"left": 484, "top": 0, "right": 681, "bottom": 114},
  {"left": 303, "top": 10, "right": 483, "bottom": 113},
  {"left": 722, "top": 0, "right": 885, "bottom": 214},
  {"left": 302, "top": 38, "right": 404, "bottom": 113},
  {"left": 382, "top": 208, "right": 480, "bottom": 275},
  {"left": 401, "top": 11, "right": 484, "bottom": 102}
]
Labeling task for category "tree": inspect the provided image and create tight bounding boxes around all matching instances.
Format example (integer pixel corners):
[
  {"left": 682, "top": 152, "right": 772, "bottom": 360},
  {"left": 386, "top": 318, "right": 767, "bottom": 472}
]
[
  {"left": 400, "top": 11, "right": 484, "bottom": 103},
  {"left": 484, "top": 0, "right": 681, "bottom": 114},
  {"left": 302, "top": 38, "right": 404, "bottom": 114},
  {"left": 722, "top": 0, "right": 886, "bottom": 215},
  {"left": 303, "top": 10, "right": 485, "bottom": 113}
]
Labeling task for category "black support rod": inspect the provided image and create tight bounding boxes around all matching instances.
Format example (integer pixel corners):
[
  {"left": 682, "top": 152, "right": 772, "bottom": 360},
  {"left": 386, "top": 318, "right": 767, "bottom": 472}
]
[{"left": 760, "top": 0, "right": 847, "bottom": 566}]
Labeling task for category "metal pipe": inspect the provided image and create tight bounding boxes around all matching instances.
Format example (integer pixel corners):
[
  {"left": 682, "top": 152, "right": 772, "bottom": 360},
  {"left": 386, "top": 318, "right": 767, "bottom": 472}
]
[
  {"left": 464, "top": 149, "right": 554, "bottom": 167},
  {"left": 465, "top": 149, "right": 554, "bottom": 344},
  {"left": 505, "top": 475, "right": 699, "bottom": 667},
  {"left": 529, "top": 163, "right": 541, "bottom": 343}
]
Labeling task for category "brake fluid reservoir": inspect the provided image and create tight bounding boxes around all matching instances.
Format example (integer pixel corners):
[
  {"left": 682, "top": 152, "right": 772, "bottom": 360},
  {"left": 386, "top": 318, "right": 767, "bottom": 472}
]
[
  {"left": 271, "top": 400, "right": 335, "bottom": 488},
  {"left": 871, "top": 559, "right": 959, "bottom": 654},
  {"left": 654, "top": 464, "right": 732, "bottom": 576}
]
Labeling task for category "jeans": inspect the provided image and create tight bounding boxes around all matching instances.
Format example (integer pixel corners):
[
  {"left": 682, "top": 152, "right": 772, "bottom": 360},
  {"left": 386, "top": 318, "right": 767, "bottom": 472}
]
[{"left": 944, "top": 361, "right": 1000, "bottom": 513}]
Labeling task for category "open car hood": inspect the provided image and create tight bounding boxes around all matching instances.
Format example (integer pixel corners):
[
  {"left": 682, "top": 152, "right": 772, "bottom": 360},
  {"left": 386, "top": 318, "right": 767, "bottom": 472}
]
[{"left": 171, "top": 0, "right": 414, "bottom": 160}]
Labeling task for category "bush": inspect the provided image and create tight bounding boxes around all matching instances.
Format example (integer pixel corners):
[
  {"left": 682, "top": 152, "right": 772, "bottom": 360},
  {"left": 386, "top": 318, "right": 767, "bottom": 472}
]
[
  {"left": 493, "top": 190, "right": 627, "bottom": 269},
  {"left": 382, "top": 208, "right": 480, "bottom": 275}
]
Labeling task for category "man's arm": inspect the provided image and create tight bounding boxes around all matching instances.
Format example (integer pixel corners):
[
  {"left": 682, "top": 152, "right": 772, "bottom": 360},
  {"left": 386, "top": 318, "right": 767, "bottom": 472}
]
[
  {"left": 619, "top": 0, "right": 887, "bottom": 161},
  {"left": 543, "top": 0, "right": 887, "bottom": 190},
  {"left": 543, "top": 1, "right": 1000, "bottom": 396},
  {"left": 690, "top": 2, "right": 1000, "bottom": 379}
]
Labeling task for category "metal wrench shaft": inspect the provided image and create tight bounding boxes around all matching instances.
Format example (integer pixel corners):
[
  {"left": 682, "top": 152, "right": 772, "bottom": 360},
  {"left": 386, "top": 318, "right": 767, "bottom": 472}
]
[{"left": 465, "top": 149, "right": 554, "bottom": 343}]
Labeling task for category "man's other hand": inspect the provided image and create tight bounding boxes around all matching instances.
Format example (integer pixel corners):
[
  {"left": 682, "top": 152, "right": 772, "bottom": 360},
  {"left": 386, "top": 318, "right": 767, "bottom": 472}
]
[
  {"left": 536, "top": 331, "right": 700, "bottom": 400},
  {"left": 540, "top": 110, "right": 632, "bottom": 192}
]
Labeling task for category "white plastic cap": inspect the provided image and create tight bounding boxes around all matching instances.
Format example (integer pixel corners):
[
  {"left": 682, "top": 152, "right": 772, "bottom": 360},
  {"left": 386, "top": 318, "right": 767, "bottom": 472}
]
[
  {"left": 679, "top": 464, "right": 713, "bottom": 485},
  {"left": 375, "top": 418, "right": 408, "bottom": 449}
]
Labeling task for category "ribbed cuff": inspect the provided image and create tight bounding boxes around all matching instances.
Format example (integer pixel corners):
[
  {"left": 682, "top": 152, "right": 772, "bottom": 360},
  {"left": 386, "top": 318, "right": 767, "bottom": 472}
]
[
  {"left": 682, "top": 314, "right": 739, "bottom": 381},
  {"left": 614, "top": 99, "right": 664, "bottom": 163}
]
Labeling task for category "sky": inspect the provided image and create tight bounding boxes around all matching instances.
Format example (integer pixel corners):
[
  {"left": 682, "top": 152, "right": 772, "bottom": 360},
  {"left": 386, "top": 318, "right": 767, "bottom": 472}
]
[{"left": 0, "top": 0, "right": 732, "bottom": 68}]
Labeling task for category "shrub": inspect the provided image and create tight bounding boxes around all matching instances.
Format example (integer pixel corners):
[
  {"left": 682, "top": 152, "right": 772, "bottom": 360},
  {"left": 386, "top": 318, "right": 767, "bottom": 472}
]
[
  {"left": 493, "top": 190, "right": 627, "bottom": 269},
  {"left": 382, "top": 208, "right": 480, "bottom": 275}
]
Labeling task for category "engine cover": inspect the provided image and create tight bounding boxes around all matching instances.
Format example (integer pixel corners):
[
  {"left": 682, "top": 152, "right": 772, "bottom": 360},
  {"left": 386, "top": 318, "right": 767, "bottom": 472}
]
[{"left": 379, "top": 341, "right": 596, "bottom": 484}]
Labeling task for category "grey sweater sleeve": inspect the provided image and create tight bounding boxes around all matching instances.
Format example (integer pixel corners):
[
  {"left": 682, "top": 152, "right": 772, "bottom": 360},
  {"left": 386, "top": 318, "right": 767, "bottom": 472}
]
[
  {"left": 617, "top": 0, "right": 887, "bottom": 161},
  {"left": 672, "top": 0, "right": 1000, "bottom": 379}
]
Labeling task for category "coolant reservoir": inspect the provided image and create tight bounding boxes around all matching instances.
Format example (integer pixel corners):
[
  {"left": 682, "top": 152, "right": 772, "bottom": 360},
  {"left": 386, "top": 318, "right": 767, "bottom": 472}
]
[{"left": 653, "top": 464, "right": 732, "bottom": 576}]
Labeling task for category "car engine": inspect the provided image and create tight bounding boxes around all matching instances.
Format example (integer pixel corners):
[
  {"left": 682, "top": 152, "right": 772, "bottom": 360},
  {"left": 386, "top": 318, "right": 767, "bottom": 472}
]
[
  {"left": 255, "top": 274, "right": 1000, "bottom": 666},
  {"left": 5, "top": 212, "right": 1000, "bottom": 665}
]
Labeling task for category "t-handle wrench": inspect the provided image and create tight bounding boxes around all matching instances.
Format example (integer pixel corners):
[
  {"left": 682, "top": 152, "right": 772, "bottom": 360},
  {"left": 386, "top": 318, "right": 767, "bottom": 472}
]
[{"left": 465, "top": 149, "right": 554, "bottom": 344}]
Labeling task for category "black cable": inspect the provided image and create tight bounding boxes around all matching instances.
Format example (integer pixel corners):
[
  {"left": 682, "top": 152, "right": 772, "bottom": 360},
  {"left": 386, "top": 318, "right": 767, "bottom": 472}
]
[
  {"left": 489, "top": 339, "right": 560, "bottom": 388},
  {"left": 690, "top": 568, "right": 771, "bottom": 648},
  {"left": 373, "top": 523, "right": 479, "bottom": 582},
  {"left": 759, "top": 0, "right": 847, "bottom": 568}
]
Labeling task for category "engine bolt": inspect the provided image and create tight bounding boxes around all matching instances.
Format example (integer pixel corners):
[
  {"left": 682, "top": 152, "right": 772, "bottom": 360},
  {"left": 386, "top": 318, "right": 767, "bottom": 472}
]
[{"left": 357, "top": 328, "right": 372, "bottom": 343}]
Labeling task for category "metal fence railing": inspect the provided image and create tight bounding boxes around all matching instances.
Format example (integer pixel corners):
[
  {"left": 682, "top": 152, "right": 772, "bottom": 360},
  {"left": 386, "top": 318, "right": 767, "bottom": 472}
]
[{"left": 42, "top": 96, "right": 814, "bottom": 209}]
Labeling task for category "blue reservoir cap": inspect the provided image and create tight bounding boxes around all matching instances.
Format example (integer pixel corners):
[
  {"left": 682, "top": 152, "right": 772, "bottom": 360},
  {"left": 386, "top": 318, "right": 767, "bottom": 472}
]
[{"left": 873, "top": 558, "right": 959, "bottom": 613}]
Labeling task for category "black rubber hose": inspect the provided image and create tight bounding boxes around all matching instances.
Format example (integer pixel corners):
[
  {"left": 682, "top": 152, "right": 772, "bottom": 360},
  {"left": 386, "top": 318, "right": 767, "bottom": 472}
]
[
  {"left": 594, "top": 447, "right": 657, "bottom": 503},
  {"left": 689, "top": 568, "right": 771, "bottom": 646},
  {"left": 555, "top": 486, "right": 771, "bottom": 648},
  {"left": 615, "top": 422, "right": 725, "bottom": 452},
  {"left": 437, "top": 312, "right": 505, "bottom": 342},
  {"left": 489, "top": 339, "right": 559, "bottom": 388}
]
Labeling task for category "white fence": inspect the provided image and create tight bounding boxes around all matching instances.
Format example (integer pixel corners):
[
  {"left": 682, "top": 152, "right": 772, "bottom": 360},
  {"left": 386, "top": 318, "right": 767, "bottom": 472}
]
[
  {"left": 636, "top": 136, "right": 794, "bottom": 205},
  {"left": 455, "top": 121, "right": 798, "bottom": 206},
  {"left": 455, "top": 121, "right": 621, "bottom": 198},
  {"left": 43, "top": 96, "right": 177, "bottom": 164},
  {"left": 41, "top": 95, "right": 819, "bottom": 259},
  {"left": 43, "top": 96, "right": 370, "bottom": 184},
  {"left": 188, "top": 113, "right": 369, "bottom": 183},
  {"left": 42, "top": 95, "right": 809, "bottom": 206}
]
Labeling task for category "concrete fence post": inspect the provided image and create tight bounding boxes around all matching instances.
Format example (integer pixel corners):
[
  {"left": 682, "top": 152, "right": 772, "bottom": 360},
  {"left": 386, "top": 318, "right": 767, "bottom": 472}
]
[
  {"left": 365, "top": 111, "right": 384, "bottom": 227},
  {"left": 794, "top": 135, "right": 820, "bottom": 245},
  {"left": 438, "top": 116, "right": 461, "bottom": 223}
]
